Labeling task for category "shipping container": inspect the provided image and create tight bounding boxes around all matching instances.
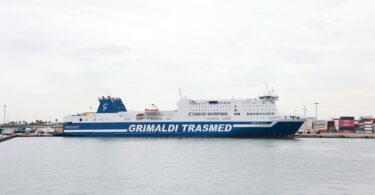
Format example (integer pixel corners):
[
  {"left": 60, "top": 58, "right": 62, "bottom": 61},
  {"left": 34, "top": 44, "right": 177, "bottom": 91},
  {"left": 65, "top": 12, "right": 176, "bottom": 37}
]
[
  {"left": 339, "top": 120, "right": 355, "bottom": 127},
  {"left": 338, "top": 130, "right": 355, "bottom": 133},
  {"left": 360, "top": 116, "right": 374, "bottom": 120},
  {"left": 313, "top": 120, "right": 327, "bottom": 131},
  {"left": 329, "top": 129, "right": 337, "bottom": 133},
  {"left": 339, "top": 127, "right": 355, "bottom": 131},
  {"left": 327, "top": 121, "right": 335, "bottom": 130},
  {"left": 317, "top": 130, "right": 328, "bottom": 134},
  {"left": 356, "top": 130, "right": 365, "bottom": 134},
  {"left": 334, "top": 119, "right": 340, "bottom": 130},
  {"left": 15, "top": 127, "right": 26, "bottom": 133},
  {"left": 340, "top": 116, "right": 355, "bottom": 120}
]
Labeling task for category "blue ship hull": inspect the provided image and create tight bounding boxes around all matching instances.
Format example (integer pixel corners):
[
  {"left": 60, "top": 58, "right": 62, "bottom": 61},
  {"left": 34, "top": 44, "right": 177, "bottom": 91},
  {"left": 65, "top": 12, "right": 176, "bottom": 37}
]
[{"left": 62, "top": 120, "right": 304, "bottom": 138}]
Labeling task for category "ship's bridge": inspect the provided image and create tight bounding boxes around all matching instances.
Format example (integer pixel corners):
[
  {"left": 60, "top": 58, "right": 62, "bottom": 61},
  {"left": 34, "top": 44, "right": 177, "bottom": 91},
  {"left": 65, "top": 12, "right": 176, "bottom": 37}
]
[
  {"left": 259, "top": 86, "right": 279, "bottom": 103},
  {"left": 259, "top": 95, "right": 279, "bottom": 103}
]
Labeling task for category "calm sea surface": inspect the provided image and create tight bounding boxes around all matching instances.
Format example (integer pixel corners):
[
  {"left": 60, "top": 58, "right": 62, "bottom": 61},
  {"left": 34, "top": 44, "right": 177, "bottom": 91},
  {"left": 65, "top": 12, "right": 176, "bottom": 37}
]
[{"left": 0, "top": 137, "right": 374, "bottom": 195}]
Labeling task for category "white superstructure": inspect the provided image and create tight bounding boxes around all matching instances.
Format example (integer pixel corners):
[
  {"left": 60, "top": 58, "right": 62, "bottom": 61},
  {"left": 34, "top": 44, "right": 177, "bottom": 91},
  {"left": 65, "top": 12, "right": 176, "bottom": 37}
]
[{"left": 64, "top": 90, "right": 300, "bottom": 123}]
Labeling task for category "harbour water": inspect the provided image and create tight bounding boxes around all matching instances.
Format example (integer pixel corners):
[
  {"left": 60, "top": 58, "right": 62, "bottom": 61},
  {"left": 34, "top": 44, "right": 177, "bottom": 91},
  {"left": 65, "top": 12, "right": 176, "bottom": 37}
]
[{"left": 0, "top": 138, "right": 374, "bottom": 194}]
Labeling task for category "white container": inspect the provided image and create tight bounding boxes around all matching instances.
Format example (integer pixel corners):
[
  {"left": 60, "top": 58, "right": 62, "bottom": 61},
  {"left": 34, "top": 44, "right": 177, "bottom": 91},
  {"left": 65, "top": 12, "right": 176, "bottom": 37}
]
[{"left": 334, "top": 119, "right": 340, "bottom": 130}]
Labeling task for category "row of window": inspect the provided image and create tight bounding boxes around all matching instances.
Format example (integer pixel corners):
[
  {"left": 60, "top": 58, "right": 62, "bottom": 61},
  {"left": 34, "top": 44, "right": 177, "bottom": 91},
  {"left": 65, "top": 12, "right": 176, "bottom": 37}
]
[
  {"left": 244, "top": 109, "right": 276, "bottom": 111},
  {"left": 191, "top": 105, "right": 231, "bottom": 107},
  {"left": 190, "top": 104, "right": 273, "bottom": 107},
  {"left": 208, "top": 113, "right": 228, "bottom": 116},
  {"left": 246, "top": 113, "right": 275, "bottom": 116},
  {"left": 189, "top": 112, "right": 276, "bottom": 116},
  {"left": 243, "top": 105, "right": 273, "bottom": 107},
  {"left": 191, "top": 109, "right": 276, "bottom": 112},
  {"left": 191, "top": 109, "right": 231, "bottom": 112},
  {"left": 191, "top": 105, "right": 274, "bottom": 109},
  {"left": 189, "top": 112, "right": 229, "bottom": 116}
]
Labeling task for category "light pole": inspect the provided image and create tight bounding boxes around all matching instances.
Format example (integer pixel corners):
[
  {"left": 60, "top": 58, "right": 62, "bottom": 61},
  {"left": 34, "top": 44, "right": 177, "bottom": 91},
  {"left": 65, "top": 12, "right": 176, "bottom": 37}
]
[{"left": 314, "top": 102, "right": 319, "bottom": 121}]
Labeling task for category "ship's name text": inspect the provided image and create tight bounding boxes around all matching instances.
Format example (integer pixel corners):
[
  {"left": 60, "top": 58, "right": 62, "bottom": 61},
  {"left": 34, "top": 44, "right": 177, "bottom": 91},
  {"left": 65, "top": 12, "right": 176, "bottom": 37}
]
[{"left": 128, "top": 124, "right": 232, "bottom": 133}]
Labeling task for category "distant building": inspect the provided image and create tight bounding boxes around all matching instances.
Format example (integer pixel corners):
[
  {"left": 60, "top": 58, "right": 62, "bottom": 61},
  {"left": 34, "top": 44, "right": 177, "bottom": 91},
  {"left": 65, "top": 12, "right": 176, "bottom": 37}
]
[{"left": 1, "top": 127, "right": 16, "bottom": 135}]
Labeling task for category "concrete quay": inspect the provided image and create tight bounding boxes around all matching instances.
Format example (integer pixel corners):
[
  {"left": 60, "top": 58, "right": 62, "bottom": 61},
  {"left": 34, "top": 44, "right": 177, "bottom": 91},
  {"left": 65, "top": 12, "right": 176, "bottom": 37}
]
[{"left": 300, "top": 133, "right": 375, "bottom": 139}]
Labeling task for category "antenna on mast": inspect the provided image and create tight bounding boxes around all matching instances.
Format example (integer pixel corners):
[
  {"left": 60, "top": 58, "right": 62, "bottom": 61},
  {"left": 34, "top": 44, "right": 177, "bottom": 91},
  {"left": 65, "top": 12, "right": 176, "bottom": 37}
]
[{"left": 265, "top": 84, "right": 270, "bottom": 95}]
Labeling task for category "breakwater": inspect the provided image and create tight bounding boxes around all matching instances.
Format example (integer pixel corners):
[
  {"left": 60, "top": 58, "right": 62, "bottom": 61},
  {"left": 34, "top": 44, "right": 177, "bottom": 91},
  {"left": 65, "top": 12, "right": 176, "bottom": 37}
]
[
  {"left": 0, "top": 134, "right": 52, "bottom": 143},
  {"left": 0, "top": 134, "right": 16, "bottom": 142}
]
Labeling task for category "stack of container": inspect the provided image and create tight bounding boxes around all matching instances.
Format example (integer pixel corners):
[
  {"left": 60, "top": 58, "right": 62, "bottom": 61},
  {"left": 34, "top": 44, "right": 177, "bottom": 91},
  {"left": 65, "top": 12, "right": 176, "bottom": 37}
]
[
  {"left": 355, "top": 122, "right": 364, "bottom": 134},
  {"left": 327, "top": 121, "right": 336, "bottom": 133},
  {"left": 364, "top": 121, "right": 373, "bottom": 134},
  {"left": 338, "top": 116, "right": 355, "bottom": 133},
  {"left": 313, "top": 120, "right": 327, "bottom": 133}
]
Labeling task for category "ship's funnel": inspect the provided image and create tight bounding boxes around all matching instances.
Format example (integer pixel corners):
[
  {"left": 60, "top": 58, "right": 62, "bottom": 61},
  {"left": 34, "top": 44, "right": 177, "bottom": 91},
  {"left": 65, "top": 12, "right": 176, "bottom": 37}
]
[{"left": 97, "top": 96, "right": 127, "bottom": 113}]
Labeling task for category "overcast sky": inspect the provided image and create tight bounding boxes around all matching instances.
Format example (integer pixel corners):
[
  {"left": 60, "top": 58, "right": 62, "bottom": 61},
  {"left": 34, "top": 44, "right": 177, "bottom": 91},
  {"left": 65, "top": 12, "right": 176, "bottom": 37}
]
[{"left": 1, "top": 0, "right": 374, "bottom": 122}]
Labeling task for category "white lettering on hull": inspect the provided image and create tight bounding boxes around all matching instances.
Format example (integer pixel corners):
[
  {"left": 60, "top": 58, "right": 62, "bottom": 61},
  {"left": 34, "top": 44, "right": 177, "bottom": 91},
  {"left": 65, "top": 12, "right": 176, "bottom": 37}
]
[
  {"left": 128, "top": 124, "right": 233, "bottom": 133},
  {"left": 129, "top": 124, "right": 180, "bottom": 133}
]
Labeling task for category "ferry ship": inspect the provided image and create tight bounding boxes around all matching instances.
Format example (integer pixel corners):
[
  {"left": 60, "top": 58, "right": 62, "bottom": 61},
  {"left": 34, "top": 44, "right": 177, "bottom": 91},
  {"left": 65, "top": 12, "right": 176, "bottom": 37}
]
[{"left": 62, "top": 90, "right": 304, "bottom": 138}]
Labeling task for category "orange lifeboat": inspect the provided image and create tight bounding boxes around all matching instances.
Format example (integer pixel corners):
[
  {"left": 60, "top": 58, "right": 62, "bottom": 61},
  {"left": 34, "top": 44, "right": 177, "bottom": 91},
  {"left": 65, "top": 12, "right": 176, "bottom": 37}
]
[
  {"left": 145, "top": 108, "right": 158, "bottom": 112},
  {"left": 145, "top": 104, "right": 159, "bottom": 112}
]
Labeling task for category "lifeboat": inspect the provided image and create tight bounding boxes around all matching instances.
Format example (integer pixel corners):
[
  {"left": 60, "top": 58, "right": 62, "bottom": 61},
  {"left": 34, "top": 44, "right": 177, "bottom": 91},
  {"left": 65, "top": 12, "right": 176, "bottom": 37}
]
[
  {"left": 145, "top": 108, "right": 158, "bottom": 112},
  {"left": 145, "top": 104, "right": 159, "bottom": 112}
]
